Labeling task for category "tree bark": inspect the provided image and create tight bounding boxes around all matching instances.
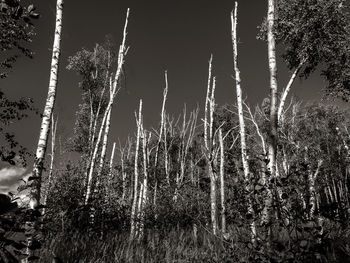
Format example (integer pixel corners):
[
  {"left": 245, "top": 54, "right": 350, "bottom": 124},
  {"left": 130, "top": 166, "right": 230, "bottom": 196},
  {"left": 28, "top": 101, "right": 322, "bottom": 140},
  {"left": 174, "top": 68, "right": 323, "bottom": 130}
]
[
  {"left": 43, "top": 115, "right": 58, "bottom": 215},
  {"left": 218, "top": 129, "right": 226, "bottom": 234},
  {"left": 278, "top": 62, "right": 303, "bottom": 123},
  {"left": 130, "top": 100, "right": 142, "bottom": 239},
  {"left": 309, "top": 160, "right": 323, "bottom": 219},
  {"left": 30, "top": 0, "right": 64, "bottom": 210},
  {"left": 85, "top": 9, "right": 130, "bottom": 204},
  {"left": 231, "top": 1, "right": 256, "bottom": 240},
  {"left": 261, "top": 0, "right": 278, "bottom": 226},
  {"left": 204, "top": 55, "right": 213, "bottom": 150}
]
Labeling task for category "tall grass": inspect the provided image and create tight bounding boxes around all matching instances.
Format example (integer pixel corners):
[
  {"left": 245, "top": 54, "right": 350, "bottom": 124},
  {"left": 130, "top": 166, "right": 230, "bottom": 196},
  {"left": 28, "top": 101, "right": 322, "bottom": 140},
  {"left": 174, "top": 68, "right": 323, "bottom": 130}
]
[{"left": 38, "top": 220, "right": 350, "bottom": 262}]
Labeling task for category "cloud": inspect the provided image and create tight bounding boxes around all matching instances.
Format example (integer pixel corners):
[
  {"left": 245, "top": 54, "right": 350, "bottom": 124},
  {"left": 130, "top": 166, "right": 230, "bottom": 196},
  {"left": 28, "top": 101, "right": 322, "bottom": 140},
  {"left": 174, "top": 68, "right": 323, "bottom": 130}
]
[{"left": 0, "top": 166, "right": 27, "bottom": 194}]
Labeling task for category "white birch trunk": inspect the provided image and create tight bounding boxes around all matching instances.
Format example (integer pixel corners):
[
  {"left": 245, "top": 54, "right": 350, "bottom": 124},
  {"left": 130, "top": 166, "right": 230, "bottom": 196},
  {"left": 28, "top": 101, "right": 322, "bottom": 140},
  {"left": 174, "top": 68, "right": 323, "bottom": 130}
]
[
  {"left": 130, "top": 100, "right": 142, "bottom": 239},
  {"left": 204, "top": 55, "right": 213, "bottom": 150},
  {"left": 30, "top": 0, "right": 64, "bottom": 210},
  {"left": 231, "top": 2, "right": 256, "bottom": 240},
  {"left": 24, "top": 2, "right": 64, "bottom": 262},
  {"left": 309, "top": 160, "right": 323, "bottom": 219},
  {"left": 139, "top": 129, "right": 149, "bottom": 238},
  {"left": 278, "top": 62, "right": 303, "bottom": 123},
  {"left": 96, "top": 101, "right": 113, "bottom": 189},
  {"left": 43, "top": 115, "right": 58, "bottom": 215},
  {"left": 105, "top": 142, "right": 116, "bottom": 201},
  {"left": 218, "top": 129, "right": 226, "bottom": 234},
  {"left": 208, "top": 77, "right": 218, "bottom": 235},
  {"left": 267, "top": 0, "right": 278, "bottom": 178},
  {"left": 261, "top": 0, "right": 278, "bottom": 226},
  {"left": 84, "top": 9, "right": 130, "bottom": 204},
  {"left": 153, "top": 71, "right": 168, "bottom": 204}
]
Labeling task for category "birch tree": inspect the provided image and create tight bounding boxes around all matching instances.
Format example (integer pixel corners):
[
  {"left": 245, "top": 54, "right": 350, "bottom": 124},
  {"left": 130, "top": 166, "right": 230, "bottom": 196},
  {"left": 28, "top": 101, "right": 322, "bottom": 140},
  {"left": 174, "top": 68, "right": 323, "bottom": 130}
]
[
  {"left": 85, "top": 9, "right": 130, "bottom": 204},
  {"left": 130, "top": 99, "right": 142, "bottom": 239},
  {"left": 218, "top": 128, "right": 226, "bottom": 235},
  {"left": 43, "top": 115, "right": 58, "bottom": 215},
  {"left": 203, "top": 57, "right": 218, "bottom": 234},
  {"left": 29, "top": 0, "right": 64, "bottom": 210},
  {"left": 259, "top": 0, "right": 350, "bottom": 120},
  {"left": 230, "top": 1, "right": 256, "bottom": 239},
  {"left": 153, "top": 71, "right": 168, "bottom": 204}
]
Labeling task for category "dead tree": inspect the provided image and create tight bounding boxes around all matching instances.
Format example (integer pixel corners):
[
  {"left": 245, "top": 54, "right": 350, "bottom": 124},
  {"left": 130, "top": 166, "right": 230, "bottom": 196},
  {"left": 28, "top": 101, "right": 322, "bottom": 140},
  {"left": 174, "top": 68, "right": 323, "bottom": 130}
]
[
  {"left": 231, "top": 1, "right": 256, "bottom": 240},
  {"left": 130, "top": 100, "right": 143, "bottom": 239},
  {"left": 85, "top": 9, "right": 130, "bottom": 204}
]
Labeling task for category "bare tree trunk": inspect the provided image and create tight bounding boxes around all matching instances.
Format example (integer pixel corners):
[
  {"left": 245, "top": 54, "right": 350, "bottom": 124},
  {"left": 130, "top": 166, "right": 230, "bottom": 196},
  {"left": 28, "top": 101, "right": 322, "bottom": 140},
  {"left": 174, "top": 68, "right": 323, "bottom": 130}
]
[
  {"left": 96, "top": 101, "right": 113, "bottom": 190},
  {"left": 218, "top": 129, "right": 226, "bottom": 235},
  {"left": 209, "top": 163, "right": 218, "bottom": 235},
  {"left": 164, "top": 118, "right": 169, "bottom": 184},
  {"left": 278, "top": 62, "right": 304, "bottom": 123},
  {"left": 231, "top": 2, "right": 256, "bottom": 240},
  {"left": 309, "top": 160, "right": 323, "bottom": 220},
  {"left": 204, "top": 55, "right": 213, "bottom": 150},
  {"left": 43, "top": 115, "right": 58, "bottom": 215},
  {"left": 139, "top": 129, "right": 149, "bottom": 239},
  {"left": 267, "top": 0, "right": 278, "bottom": 177},
  {"left": 30, "top": 0, "right": 64, "bottom": 210},
  {"left": 153, "top": 71, "right": 168, "bottom": 205},
  {"left": 130, "top": 100, "right": 142, "bottom": 239},
  {"left": 209, "top": 77, "right": 218, "bottom": 235},
  {"left": 24, "top": 1, "right": 64, "bottom": 262},
  {"left": 261, "top": 0, "right": 278, "bottom": 227},
  {"left": 105, "top": 141, "right": 116, "bottom": 202},
  {"left": 85, "top": 9, "right": 130, "bottom": 204}
]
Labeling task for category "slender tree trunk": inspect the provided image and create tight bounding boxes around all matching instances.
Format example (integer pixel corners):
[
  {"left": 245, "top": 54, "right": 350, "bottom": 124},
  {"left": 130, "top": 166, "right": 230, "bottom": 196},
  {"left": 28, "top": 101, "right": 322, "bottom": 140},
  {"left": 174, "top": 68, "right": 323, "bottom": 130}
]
[
  {"left": 309, "top": 160, "right": 323, "bottom": 219},
  {"left": 105, "top": 142, "right": 116, "bottom": 202},
  {"left": 261, "top": 0, "right": 278, "bottom": 227},
  {"left": 164, "top": 119, "right": 169, "bottom": 184},
  {"left": 231, "top": 2, "right": 256, "bottom": 240},
  {"left": 24, "top": 2, "right": 64, "bottom": 262},
  {"left": 209, "top": 78, "right": 218, "bottom": 235},
  {"left": 204, "top": 55, "right": 213, "bottom": 150},
  {"left": 43, "top": 115, "right": 58, "bottom": 215},
  {"left": 278, "top": 62, "right": 303, "bottom": 122},
  {"left": 267, "top": 0, "right": 278, "bottom": 178},
  {"left": 130, "top": 100, "right": 142, "bottom": 239},
  {"left": 153, "top": 72, "right": 168, "bottom": 205},
  {"left": 85, "top": 9, "right": 130, "bottom": 204},
  {"left": 209, "top": 162, "right": 218, "bottom": 235},
  {"left": 139, "top": 129, "right": 149, "bottom": 239},
  {"left": 96, "top": 101, "right": 113, "bottom": 189},
  {"left": 218, "top": 129, "right": 226, "bottom": 234},
  {"left": 30, "top": 0, "right": 64, "bottom": 210}
]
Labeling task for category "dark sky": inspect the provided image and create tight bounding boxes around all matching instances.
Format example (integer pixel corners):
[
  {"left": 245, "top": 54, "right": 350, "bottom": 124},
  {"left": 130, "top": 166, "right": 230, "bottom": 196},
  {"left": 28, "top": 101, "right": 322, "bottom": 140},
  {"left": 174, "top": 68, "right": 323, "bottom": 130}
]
[{"left": 1, "top": 0, "right": 340, "bottom": 173}]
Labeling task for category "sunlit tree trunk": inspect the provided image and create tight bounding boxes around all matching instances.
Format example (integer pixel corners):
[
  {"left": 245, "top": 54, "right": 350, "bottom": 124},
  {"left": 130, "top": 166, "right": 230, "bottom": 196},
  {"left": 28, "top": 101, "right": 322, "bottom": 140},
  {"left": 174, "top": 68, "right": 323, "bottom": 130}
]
[
  {"left": 153, "top": 71, "right": 168, "bottom": 205},
  {"left": 204, "top": 55, "right": 213, "bottom": 150},
  {"left": 85, "top": 9, "right": 130, "bottom": 204},
  {"left": 278, "top": 62, "right": 304, "bottom": 123},
  {"left": 309, "top": 160, "right": 323, "bottom": 220},
  {"left": 139, "top": 129, "right": 150, "bottom": 239},
  {"left": 130, "top": 100, "right": 142, "bottom": 239},
  {"left": 218, "top": 129, "right": 226, "bottom": 235},
  {"left": 24, "top": 1, "right": 64, "bottom": 262},
  {"left": 105, "top": 141, "right": 116, "bottom": 202},
  {"left": 231, "top": 2, "right": 256, "bottom": 240},
  {"left": 43, "top": 115, "right": 58, "bottom": 215},
  {"left": 261, "top": 0, "right": 278, "bottom": 226},
  {"left": 30, "top": 0, "right": 64, "bottom": 210},
  {"left": 208, "top": 77, "right": 218, "bottom": 235},
  {"left": 96, "top": 97, "right": 113, "bottom": 189}
]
